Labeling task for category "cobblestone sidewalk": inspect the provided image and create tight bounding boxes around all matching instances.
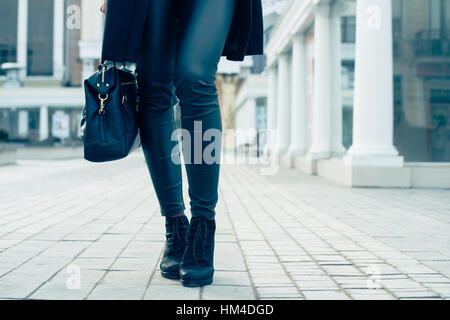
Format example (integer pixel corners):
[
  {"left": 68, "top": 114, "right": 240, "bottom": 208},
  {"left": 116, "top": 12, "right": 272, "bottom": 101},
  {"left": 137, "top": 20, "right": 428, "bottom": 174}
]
[{"left": 0, "top": 151, "right": 449, "bottom": 300}]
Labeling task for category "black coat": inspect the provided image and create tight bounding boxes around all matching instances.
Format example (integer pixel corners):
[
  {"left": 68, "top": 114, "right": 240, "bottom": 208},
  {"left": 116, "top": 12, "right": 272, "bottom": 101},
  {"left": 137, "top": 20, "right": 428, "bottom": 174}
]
[{"left": 101, "top": 0, "right": 264, "bottom": 62}]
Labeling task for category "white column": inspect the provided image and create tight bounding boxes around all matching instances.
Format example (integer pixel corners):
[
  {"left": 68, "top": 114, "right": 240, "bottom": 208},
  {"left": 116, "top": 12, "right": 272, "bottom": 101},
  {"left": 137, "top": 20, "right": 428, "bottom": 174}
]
[
  {"left": 18, "top": 110, "right": 29, "bottom": 138},
  {"left": 81, "top": 59, "right": 95, "bottom": 82},
  {"left": 344, "top": 0, "right": 403, "bottom": 167},
  {"left": 81, "top": 0, "right": 104, "bottom": 41},
  {"left": 79, "top": 0, "right": 104, "bottom": 81},
  {"left": 330, "top": 2, "right": 346, "bottom": 156},
  {"left": 308, "top": 4, "right": 331, "bottom": 159},
  {"left": 288, "top": 35, "right": 307, "bottom": 156},
  {"left": 53, "top": 0, "right": 65, "bottom": 80},
  {"left": 17, "top": 0, "right": 28, "bottom": 79},
  {"left": 276, "top": 53, "right": 291, "bottom": 154},
  {"left": 264, "top": 65, "right": 278, "bottom": 155},
  {"left": 39, "top": 106, "right": 49, "bottom": 141}
]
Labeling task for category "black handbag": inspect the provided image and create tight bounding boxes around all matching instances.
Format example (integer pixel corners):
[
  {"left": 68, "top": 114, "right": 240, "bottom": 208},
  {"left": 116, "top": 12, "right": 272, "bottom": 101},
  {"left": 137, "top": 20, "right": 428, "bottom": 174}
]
[{"left": 80, "top": 61, "right": 141, "bottom": 162}]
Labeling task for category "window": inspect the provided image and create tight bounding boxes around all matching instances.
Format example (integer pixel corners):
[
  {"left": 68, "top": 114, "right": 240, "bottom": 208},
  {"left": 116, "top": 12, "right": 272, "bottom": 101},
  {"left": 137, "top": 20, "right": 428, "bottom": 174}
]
[
  {"left": 342, "top": 61, "right": 355, "bottom": 90},
  {"left": 255, "top": 97, "right": 267, "bottom": 155},
  {"left": 341, "top": 16, "right": 356, "bottom": 43},
  {"left": 393, "top": 0, "right": 450, "bottom": 162},
  {"left": 0, "top": 0, "right": 18, "bottom": 76},
  {"left": 27, "top": 0, "right": 54, "bottom": 76}
]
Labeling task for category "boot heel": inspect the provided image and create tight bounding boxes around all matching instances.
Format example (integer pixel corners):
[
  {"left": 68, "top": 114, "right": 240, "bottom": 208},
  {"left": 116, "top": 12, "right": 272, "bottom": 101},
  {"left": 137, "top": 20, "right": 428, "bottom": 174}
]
[
  {"left": 161, "top": 270, "right": 180, "bottom": 280},
  {"left": 181, "top": 276, "right": 213, "bottom": 287}
]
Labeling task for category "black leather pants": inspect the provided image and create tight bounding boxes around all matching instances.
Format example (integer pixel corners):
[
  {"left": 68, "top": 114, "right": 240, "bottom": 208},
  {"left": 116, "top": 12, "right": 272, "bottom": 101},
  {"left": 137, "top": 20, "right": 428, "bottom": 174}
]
[{"left": 136, "top": 0, "right": 236, "bottom": 219}]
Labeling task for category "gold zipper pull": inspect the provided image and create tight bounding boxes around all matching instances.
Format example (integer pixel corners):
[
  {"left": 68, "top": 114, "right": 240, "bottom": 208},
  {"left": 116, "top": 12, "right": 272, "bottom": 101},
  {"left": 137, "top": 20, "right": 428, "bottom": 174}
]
[{"left": 101, "top": 65, "right": 106, "bottom": 83}]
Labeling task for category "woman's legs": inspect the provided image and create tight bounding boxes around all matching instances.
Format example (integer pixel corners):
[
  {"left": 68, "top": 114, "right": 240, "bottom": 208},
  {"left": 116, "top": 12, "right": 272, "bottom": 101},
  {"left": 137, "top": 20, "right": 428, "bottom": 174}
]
[
  {"left": 136, "top": 0, "right": 236, "bottom": 285},
  {"left": 137, "top": 0, "right": 235, "bottom": 220},
  {"left": 174, "top": 0, "right": 236, "bottom": 220},
  {"left": 136, "top": 0, "right": 189, "bottom": 280},
  {"left": 174, "top": 0, "right": 236, "bottom": 287},
  {"left": 136, "top": 0, "right": 185, "bottom": 218}
]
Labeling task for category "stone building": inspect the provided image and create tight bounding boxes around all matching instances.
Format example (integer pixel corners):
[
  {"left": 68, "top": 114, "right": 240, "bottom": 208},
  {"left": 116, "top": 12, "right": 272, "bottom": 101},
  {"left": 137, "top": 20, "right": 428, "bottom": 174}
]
[
  {"left": 0, "top": 0, "right": 101, "bottom": 143},
  {"left": 265, "top": 0, "right": 450, "bottom": 188}
]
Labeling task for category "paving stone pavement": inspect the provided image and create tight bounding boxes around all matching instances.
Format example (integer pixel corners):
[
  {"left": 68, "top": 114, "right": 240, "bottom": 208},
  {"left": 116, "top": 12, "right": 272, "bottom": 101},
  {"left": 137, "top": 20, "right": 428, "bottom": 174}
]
[{"left": 0, "top": 151, "right": 449, "bottom": 300}]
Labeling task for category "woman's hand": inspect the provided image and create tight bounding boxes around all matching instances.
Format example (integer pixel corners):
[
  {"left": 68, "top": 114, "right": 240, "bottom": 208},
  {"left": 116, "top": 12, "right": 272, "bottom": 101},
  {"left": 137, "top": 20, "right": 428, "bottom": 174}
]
[{"left": 100, "top": 0, "right": 107, "bottom": 14}]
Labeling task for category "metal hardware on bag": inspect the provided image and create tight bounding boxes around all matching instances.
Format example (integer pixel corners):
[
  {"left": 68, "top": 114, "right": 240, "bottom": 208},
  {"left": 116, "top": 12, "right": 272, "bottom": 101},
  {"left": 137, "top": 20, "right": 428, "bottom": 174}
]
[
  {"left": 122, "top": 96, "right": 127, "bottom": 104},
  {"left": 101, "top": 65, "right": 106, "bottom": 83},
  {"left": 98, "top": 93, "right": 108, "bottom": 114},
  {"left": 121, "top": 81, "right": 137, "bottom": 85}
]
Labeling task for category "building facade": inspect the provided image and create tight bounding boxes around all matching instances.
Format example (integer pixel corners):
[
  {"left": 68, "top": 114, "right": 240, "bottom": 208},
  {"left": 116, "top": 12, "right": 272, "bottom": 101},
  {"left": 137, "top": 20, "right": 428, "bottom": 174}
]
[
  {"left": 392, "top": 0, "right": 450, "bottom": 163},
  {"left": 265, "top": 0, "right": 450, "bottom": 188},
  {"left": 0, "top": 0, "right": 102, "bottom": 143},
  {"left": 0, "top": 0, "right": 80, "bottom": 84},
  {"left": 232, "top": 0, "right": 288, "bottom": 152}
]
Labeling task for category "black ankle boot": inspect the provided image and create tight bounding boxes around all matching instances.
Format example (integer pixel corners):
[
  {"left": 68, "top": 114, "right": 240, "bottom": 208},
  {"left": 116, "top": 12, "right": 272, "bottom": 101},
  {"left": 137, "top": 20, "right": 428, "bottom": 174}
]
[
  {"left": 160, "top": 215, "right": 189, "bottom": 279},
  {"left": 179, "top": 216, "right": 216, "bottom": 287}
]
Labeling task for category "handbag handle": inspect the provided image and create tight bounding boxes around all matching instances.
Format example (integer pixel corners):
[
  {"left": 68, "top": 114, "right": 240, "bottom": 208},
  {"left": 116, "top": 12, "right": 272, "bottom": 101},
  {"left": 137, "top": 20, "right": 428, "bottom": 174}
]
[{"left": 97, "top": 59, "right": 133, "bottom": 71}]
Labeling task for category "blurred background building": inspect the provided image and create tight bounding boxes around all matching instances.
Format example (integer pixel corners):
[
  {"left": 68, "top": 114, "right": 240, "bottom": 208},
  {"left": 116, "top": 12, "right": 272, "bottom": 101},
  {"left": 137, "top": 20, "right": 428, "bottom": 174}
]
[
  {"left": 217, "top": 0, "right": 288, "bottom": 149},
  {"left": 260, "top": 0, "right": 450, "bottom": 188},
  {"left": 0, "top": 0, "right": 100, "bottom": 148},
  {"left": 0, "top": 0, "right": 449, "bottom": 188}
]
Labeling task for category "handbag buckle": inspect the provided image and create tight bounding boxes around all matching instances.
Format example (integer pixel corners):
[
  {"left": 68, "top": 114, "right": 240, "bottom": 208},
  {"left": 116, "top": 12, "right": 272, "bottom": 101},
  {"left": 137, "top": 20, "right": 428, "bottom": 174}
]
[{"left": 98, "top": 93, "right": 109, "bottom": 114}]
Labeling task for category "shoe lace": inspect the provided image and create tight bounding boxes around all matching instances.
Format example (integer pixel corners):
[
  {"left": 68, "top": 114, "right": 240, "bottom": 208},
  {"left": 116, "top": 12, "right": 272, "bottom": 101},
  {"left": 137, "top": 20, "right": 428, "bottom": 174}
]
[
  {"left": 166, "top": 217, "right": 183, "bottom": 254},
  {"left": 191, "top": 218, "right": 208, "bottom": 266},
  {"left": 173, "top": 217, "right": 181, "bottom": 242}
]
